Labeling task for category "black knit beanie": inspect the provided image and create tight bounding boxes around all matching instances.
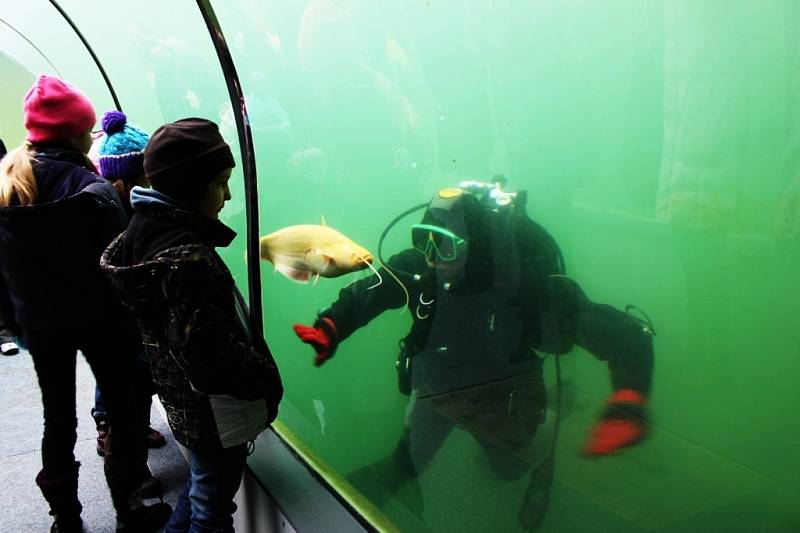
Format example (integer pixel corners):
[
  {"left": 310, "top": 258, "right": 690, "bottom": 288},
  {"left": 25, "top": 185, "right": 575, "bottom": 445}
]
[{"left": 144, "top": 118, "right": 235, "bottom": 206}]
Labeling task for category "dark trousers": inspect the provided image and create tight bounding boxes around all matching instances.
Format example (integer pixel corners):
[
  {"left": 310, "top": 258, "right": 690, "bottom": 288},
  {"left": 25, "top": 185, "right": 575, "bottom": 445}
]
[
  {"left": 29, "top": 332, "right": 149, "bottom": 489},
  {"left": 0, "top": 272, "right": 18, "bottom": 342},
  {"left": 404, "top": 370, "right": 545, "bottom": 482},
  {"left": 345, "top": 370, "right": 548, "bottom": 523},
  {"left": 92, "top": 349, "right": 155, "bottom": 430}
]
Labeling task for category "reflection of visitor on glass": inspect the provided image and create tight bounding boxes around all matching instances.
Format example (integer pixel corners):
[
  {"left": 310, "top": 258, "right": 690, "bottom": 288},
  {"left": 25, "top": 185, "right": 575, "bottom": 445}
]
[{"left": 294, "top": 178, "right": 655, "bottom": 530}]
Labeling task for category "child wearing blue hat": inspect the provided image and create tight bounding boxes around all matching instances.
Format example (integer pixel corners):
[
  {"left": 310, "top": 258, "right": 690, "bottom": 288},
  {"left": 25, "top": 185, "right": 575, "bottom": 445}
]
[
  {"left": 97, "top": 110, "right": 151, "bottom": 212},
  {"left": 92, "top": 110, "right": 167, "bottom": 460}
]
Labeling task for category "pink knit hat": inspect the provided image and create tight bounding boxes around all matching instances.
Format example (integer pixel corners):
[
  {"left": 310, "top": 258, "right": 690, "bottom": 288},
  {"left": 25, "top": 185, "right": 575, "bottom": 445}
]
[{"left": 23, "top": 75, "right": 96, "bottom": 143}]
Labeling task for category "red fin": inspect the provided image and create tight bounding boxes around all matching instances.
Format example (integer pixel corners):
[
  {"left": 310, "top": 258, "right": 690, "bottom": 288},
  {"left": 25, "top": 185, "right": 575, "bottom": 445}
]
[{"left": 275, "top": 262, "right": 311, "bottom": 283}]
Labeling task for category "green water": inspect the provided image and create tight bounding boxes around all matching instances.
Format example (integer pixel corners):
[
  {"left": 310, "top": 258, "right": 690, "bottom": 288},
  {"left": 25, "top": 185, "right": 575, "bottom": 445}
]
[{"left": 2, "top": 1, "right": 800, "bottom": 531}]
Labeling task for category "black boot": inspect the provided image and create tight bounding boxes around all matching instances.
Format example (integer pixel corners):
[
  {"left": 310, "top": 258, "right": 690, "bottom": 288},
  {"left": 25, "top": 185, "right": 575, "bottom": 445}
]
[
  {"left": 132, "top": 463, "right": 163, "bottom": 501},
  {"left": 134, "top": 474, "right": 163, "bottom": 501},
  {"left": 35, "top": 461, "right": 83, "bottom": 533},
  {"left": 105, "top": 461, "right": 172, "bottom": 532},
  {"left": 115, "top": 503, "right": 173, "bottom": 532}
]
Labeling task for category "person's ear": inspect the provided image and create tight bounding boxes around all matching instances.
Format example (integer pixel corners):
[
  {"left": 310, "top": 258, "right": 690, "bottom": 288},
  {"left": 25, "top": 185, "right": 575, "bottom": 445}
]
[{"left": 111, "top": 179, "right": 126, "bottom": 196}]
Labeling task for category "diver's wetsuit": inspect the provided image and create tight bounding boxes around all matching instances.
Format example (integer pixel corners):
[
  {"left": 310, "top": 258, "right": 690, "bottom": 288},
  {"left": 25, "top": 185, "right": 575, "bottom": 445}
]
[
  {"left": 319, "top": 208, "right": 653, "bottom": 528},
  {"left": 323, "top": 246, "right": 550, "bottom": 481}
]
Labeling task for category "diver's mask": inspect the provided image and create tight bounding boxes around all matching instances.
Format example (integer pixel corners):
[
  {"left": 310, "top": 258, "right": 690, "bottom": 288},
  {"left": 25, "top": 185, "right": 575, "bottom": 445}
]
[
  {"left": 411, "top": 223, "right": 466, "bottom": 263},
  {"left": 377, "top": 177, "right": 526, "bottom": 277}
]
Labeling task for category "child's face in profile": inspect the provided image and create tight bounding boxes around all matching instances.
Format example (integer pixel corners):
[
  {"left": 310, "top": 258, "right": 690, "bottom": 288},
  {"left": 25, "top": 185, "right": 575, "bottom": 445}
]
[{"left": 197, "top": 168, "right": 233, "bottom": 220}]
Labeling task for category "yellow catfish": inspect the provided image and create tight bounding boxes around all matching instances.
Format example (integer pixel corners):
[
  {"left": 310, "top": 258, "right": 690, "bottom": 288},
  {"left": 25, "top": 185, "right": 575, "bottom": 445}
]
[{"left": 259, "top": 223, "right": 374, "bottom": 284}]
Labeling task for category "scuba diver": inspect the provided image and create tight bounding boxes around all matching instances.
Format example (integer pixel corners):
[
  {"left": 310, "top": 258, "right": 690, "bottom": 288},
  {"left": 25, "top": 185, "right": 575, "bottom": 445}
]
[{"left": 293, "top": 178, "right": 654, "bottom": 530}]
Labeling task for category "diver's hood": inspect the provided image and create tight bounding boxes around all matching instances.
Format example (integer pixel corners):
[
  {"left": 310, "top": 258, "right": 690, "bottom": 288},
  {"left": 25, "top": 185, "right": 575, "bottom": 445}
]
[
  {"left": 420, "top": 188, "right": 495, "bottom": 293},
  {"left": 422, "top": 187, "right": 486, "bottom": 236}
]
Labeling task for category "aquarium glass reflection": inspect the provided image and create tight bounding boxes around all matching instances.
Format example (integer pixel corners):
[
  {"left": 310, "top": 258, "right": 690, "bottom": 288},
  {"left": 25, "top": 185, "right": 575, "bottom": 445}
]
[
  {"left": 0, "top": 0, "right": 249, "bottom": 293},
  {"left": 224, "top": 1, "right": 800, "bottom": 531},
  {"left": 2, "top": 1, "right": 799, "bottom": 531}
]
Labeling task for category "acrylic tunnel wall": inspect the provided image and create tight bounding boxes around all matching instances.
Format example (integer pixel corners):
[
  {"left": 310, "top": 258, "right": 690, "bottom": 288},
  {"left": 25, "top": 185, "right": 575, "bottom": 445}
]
[{"left": 2, "top": 1, "right": 800, "bottom": 532}]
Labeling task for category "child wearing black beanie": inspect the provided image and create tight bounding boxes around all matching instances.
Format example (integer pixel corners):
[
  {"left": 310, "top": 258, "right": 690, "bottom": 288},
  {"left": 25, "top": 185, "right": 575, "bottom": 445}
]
[
  {"left": 101, "top": 117, "right": 283, "bottom": 532},
  {"left": 145, "top": 118, "right": 236, "bottom": 207}
]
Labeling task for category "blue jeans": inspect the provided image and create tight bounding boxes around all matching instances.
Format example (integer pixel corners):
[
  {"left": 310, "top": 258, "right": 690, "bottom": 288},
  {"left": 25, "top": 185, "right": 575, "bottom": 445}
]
[
  {"left": 165, "top": 444, "right": 248, "bottom": 533},
  {"left": 92, "top": 386, "right": 107, "bottom": 423}
]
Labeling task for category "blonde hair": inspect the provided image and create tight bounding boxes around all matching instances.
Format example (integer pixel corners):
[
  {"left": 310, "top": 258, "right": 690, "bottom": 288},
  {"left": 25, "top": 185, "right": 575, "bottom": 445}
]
[{"left": 0, "top": 141, "right": 38, "bottom": 206}]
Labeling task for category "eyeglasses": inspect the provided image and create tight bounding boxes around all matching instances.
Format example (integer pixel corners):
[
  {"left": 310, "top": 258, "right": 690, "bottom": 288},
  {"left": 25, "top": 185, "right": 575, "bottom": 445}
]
[{"left": 411, "top": 224, "right": 465, "bottom": 262}]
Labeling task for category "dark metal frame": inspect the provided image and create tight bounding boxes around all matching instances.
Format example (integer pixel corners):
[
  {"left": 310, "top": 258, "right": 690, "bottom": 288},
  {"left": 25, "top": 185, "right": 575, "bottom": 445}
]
[
  {"left": 48, "top": 0, "right": 122, "bottom": 111},
  {"left": 195, "top": 0, "right": 264, "bottom": 335},
  {"left": 37, "top": 1, "right": 382, "bottom": 529},
  {"left": 192, "top": 4, "right": 382, "bottom": 528},
  {"left": 0, "top": 16, "right": 63, "bottom": 76},
  {"left": 47, "top": 0, "right": 263, "bottom": 333}
]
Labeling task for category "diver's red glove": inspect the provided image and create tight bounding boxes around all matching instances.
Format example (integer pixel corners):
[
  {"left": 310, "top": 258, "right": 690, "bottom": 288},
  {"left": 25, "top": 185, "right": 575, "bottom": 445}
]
[
  {"left": 583, "top": 389, "right": 647, "bottom": 457},
  {"left": 292, "top": 317, "right": 338, "bottom": 366}
]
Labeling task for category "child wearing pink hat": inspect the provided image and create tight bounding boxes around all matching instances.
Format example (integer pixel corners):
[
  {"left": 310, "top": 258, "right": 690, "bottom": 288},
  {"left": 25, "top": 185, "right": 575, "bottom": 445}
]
[
  {"left": 23, "top": 75, "right": 97, "bottom": 144},
  {"left": 0, "top": 75, "right": 171, "bottom": 532}
]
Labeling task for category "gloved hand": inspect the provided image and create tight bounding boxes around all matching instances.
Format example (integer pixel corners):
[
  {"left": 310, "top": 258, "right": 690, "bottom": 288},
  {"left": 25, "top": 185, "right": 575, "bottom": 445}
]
[
  {"left": 583, "top": 389, "right": 647, "bottom": 457},
  {"left": 292, "top": 317, "right": 338, "bottom": 366}
]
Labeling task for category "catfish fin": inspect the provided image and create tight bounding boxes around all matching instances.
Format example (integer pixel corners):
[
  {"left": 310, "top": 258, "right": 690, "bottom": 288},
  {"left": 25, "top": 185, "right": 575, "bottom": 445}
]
[
  {"left": 271, "top": 253, "right": 311, "bottom": 283},
  {"left": 312, "top": 272, "right": 320, "bottom": 286},
  {"left": 304, "top": 248, "right": 333, "bottom": 275},
  {"left": 274, "top": 262, "right": 311, "bottom": 284},
  {"left": 321, "top": 213, "right": 327, "bottom": 227}
]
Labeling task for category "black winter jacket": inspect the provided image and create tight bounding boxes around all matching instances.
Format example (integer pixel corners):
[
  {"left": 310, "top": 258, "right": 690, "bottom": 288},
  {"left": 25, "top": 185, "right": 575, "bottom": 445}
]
[
  {"left": 0, "top": 149, "right": 136, "bottom": 348},
  {"left": 100, "top": 201, "right": 283, "bottom": 451}
]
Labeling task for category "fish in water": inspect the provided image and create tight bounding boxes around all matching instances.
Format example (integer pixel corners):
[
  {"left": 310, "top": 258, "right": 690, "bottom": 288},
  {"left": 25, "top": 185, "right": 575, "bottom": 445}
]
[
  {"left": 260, "top": 221, "right": 412, "bottom": 312},
  {"left": 259, "top": 224, "right": 374, "bottom": 283}
]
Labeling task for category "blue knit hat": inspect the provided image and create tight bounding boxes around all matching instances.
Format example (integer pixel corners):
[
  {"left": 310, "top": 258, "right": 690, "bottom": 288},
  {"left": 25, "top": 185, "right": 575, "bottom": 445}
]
[{"left": 98, "top": 110, "right": 150, "bottom": 180}]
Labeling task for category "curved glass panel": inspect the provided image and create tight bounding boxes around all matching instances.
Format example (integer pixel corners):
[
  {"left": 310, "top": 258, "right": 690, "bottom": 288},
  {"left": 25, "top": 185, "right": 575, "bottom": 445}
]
[
  {"left": 0, "top": 2, "right": 115, "bottom": 115},
  {"left": 0, "top": 51, "right": 37, "bottom": 148},
  {"left": 44, "top": 0, "right": 250, "bottom": 291},
  {"left": 216, "top": 1, "right": 800, "bottom": 531},
  {"left": 0, "top": 5, "right": 107, "bottom": 148},
  {"left": 3, "top": 1, "right": 799, "bottom": 531}
]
